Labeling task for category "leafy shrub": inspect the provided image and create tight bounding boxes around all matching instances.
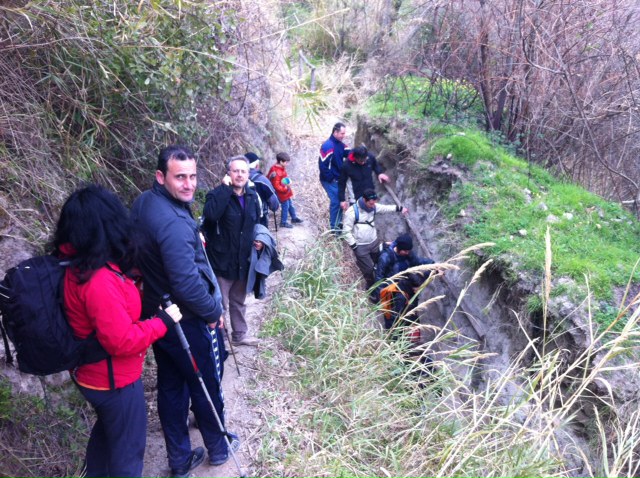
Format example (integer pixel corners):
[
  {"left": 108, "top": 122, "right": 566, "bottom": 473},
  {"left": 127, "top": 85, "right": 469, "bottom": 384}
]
[{"left": 0, "top": 0, "right": 238, "bottom": 230}]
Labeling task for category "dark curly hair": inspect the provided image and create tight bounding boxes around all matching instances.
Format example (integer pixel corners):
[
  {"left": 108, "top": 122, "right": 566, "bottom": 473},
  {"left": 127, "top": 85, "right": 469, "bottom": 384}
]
[{"left": 53, "top": 184, "right": 136, "bottom": 281}]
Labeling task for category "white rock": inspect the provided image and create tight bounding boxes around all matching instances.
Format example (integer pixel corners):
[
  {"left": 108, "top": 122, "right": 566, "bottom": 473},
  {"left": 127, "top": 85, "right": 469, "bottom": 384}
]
[
  {"left": 563, "top": 212, "right": 574, "bottom": 220},
  {"left": 547, "top": 214, "right": 560, "bottom": 223},
  {"left": 518, "top": 229, "right": 527, "bottom": 236},
  {"left": 538, "top": 202, "right": 548, "bottom": 211}
]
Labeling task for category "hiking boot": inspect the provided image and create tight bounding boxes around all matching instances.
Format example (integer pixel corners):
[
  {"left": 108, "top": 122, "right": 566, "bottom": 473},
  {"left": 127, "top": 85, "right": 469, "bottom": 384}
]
[
  {"left": 280, "top": 222, "right": 293, "bottom": 228},
  {"left": 171, "top": 447, "right": 205, "bottom": 478},
  {"left": 209, "top": 433, "right": 241, "bottom": 466},
  {"left": 291, "top": 217, "right": 303, "bottom": 224},
  {"left": 232, "top": 336, "right": 261, "bottom": 346}
]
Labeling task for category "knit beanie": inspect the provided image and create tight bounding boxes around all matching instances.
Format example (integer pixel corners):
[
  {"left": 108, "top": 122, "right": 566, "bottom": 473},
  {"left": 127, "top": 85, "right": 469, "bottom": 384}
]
[
  {"left": 396, "top": 234, "right": 413, "bottom": 252},
  {"left": 244, "top": 152, "right": 261, "bottom": 169}
]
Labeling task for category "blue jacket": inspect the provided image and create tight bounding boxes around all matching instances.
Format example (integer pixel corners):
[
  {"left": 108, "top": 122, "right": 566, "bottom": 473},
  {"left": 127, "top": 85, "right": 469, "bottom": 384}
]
[
  {"left": 319, "top": 135, "right": 347, "bottom": 183},
  {"left": 375, "top": 241, "right": 434, "bottom": 287},
  {"left": 130, "top": 181, "right": 223, "bottom": 324}
]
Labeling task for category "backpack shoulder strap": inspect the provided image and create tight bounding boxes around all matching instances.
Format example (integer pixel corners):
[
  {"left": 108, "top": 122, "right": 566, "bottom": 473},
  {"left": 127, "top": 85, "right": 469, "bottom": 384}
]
[{"left": 353, "top": 201, "right": 376, "bottom": 227}]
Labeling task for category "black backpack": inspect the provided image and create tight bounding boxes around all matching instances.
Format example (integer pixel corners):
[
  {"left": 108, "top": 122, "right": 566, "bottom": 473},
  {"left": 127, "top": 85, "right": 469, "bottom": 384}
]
[{"left": 0, "top": 255, "right": 109, "bottom": 376}]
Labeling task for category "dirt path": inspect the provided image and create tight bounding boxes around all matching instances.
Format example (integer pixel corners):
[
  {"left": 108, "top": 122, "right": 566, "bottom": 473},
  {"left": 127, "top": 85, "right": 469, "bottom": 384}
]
[{"left": 142, "top": 133, "right": 327, "bottom": 477}]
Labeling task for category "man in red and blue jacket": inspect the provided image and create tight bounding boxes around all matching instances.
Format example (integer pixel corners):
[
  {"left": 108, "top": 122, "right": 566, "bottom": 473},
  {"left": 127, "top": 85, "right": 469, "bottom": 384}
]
[{"left": 319, "top": 122, "right": 348, "bottom": 233}]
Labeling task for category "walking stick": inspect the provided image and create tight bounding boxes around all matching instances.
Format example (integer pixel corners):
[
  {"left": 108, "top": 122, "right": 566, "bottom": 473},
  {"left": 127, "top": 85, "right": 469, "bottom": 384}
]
[
  {"left": 199, "top": 234, "right": 242, "bottom": 376},
  {"left": 381, "top": 182, "right": 484, "bottom": 340},
  {"left": 382, "top": 183, "right": 432, "bottom": 257},
  {"left": 162, "top": 295, "right": 247, "bottom": 478}
]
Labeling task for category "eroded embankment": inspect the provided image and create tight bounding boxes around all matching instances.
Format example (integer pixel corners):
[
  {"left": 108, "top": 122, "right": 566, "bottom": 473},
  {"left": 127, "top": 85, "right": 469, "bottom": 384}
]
[{"left": 355, "top": 114, "right": 640, "bottom": 474}]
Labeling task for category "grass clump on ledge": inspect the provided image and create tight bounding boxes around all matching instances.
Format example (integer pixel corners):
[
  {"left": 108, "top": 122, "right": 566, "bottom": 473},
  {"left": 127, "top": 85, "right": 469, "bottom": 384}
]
[
  {"left": 365, "top": 76, "right": 484, "bottom": 124},
  {"left": 257, "top": 239, "right": 640, "bottom": 477},
  {"left": 420, "top": 126, "right": 640, "bottom": 315}
]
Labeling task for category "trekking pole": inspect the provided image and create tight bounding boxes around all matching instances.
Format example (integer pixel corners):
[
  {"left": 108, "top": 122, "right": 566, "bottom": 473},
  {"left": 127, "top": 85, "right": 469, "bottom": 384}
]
[
  {"left": 161, "top": 295, "right": 247, "bottom": 478},
  {"left": 223, "top": 324, "right": 241, "bottom": 376},
  {"left": 199, "top": 235, "right": 241, "bottom": 376},
  {"left": 382, "top": 183, "right": 433, "bottom": 258}
]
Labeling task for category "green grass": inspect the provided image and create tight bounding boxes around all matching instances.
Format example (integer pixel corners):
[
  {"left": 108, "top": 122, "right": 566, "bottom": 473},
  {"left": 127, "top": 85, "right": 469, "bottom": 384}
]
[
  {"left": 416, "top": 127, "right": 640, "bottom": 310},
  {"left": 257, "top": 239, "right": 640, "bottom": 477},
  {"left": 0, "top": 378, "right": 89, "bottom": 477}
]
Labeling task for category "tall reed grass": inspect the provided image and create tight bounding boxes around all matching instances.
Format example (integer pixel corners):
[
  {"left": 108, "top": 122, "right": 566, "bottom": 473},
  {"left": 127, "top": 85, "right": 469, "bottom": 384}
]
[{"left": 259, "top": 234, "right": 640, "bottom": 477}]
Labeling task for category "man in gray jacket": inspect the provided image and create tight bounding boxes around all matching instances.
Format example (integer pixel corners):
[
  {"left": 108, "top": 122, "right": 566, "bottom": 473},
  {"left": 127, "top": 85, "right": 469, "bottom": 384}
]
[
  {"left": 342, "top": 188, "right": 408, "bottom": 293},
  {"left": 131, "top": 145, "right": 238, "bottom": 477},
  {"left": 245, "top": 152, "right": 279, "bottom": 227}
]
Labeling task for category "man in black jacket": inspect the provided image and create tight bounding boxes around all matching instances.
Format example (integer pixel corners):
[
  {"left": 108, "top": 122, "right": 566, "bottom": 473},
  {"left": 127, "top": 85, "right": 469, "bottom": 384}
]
[
  {"left": 203, "top": 155, "right": 262, "bottom": 346},
  {"left": 131, "top": 145, "right": 238, "bottom": 477},
  {"left": 338, "top": 145, "right": 389, "bottom": 210}
]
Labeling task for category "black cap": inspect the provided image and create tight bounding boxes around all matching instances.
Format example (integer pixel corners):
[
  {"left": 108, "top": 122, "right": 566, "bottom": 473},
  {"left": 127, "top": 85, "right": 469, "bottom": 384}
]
[
  {"left": 396, "top": 234, "right": 413, "bottom": 251},
  {"left": 362, "top": 189, "right": 378, "bottom": 200}
]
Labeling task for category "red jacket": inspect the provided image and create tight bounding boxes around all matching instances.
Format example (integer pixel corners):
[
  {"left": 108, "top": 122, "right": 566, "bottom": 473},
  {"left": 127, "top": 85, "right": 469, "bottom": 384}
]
[
  {"left": 267, "top": 163, "right": 293, "bottom": 202},
  {"left": 64, "top": 263, "right": 168, "bottom": 389}
]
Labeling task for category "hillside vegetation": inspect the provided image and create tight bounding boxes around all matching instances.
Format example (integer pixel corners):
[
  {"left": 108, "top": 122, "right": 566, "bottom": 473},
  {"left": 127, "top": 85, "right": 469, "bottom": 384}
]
[
  {"left": 258, "top": 238, "right": 640, "bottom": 476},
  {"left": 0, "top": 0, "right": 268, "bottom": 251},
  {"left": 1, "top": 0, "right": 640, "bottom": 477}
]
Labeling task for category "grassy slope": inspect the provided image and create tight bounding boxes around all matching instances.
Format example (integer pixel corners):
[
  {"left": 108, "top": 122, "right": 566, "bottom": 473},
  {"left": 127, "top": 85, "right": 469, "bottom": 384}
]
[{"left": 366, "top": 80, "right": 640, "bottom": 327}]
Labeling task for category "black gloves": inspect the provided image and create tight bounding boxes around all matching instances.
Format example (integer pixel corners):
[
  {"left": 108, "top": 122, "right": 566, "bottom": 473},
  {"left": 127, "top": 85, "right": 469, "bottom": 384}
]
[{"left": 156, "top": 309, "right": 176, "bottom": 329}]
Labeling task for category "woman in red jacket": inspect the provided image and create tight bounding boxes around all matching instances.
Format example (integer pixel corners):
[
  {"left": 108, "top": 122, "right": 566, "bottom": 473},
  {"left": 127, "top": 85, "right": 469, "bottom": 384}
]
[
  {"left": 267, "top": 151, "right": 303, "bottom": 228},
  {"left": 54, "top": 184, "right": 182, "bottom": 478}
]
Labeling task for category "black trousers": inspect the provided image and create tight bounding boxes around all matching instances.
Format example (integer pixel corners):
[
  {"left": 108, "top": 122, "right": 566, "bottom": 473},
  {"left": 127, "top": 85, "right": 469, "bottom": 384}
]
[
  {"left": 153, "top": 320, "right": 227, "bottom": 472},
  {"left": 77, "top": 378, "right": 146, "bottom": 477}
]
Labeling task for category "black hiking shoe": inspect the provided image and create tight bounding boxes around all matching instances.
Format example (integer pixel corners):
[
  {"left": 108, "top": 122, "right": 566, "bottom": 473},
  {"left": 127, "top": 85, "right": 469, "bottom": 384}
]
[
  {"left": 171, "top": 447, "right": 205, "bottom": 478},
  {"left": 291, "top": 217, "right": 303, "bottom": 223}
]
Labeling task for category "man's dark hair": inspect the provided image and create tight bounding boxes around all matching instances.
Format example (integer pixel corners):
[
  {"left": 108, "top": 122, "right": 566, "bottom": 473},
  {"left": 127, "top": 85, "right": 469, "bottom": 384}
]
[
  {"left": 53, "top": 184, "right": 136, "bottom": 281},
  {"left": 406, "top": 272, "right": 425, "bottom": 289},
  {"left": 332, "top": 122, "right": 346, "bottom": 134},
  {"left": 352, "top": 145, "right": 368, "bottom": 160},
  {"left": 157, "top": 144, "right": 195, "bottom": 175}
]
